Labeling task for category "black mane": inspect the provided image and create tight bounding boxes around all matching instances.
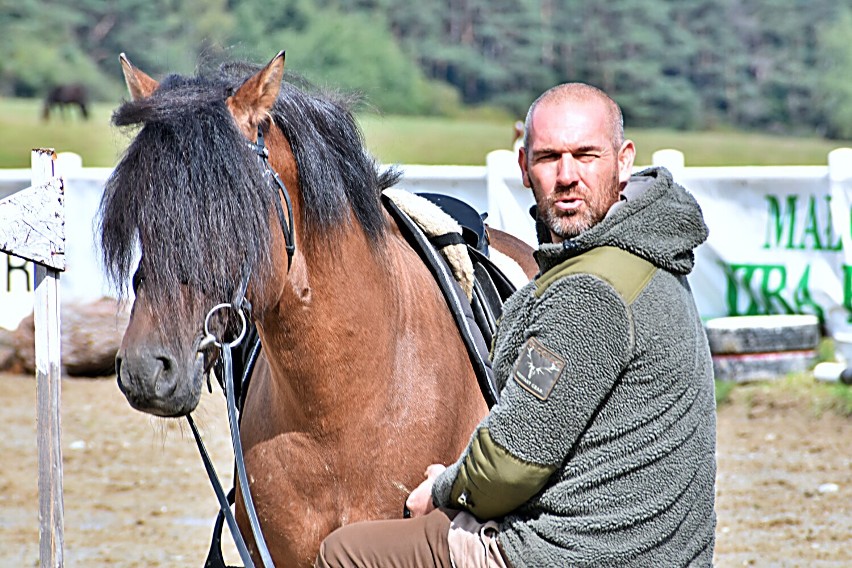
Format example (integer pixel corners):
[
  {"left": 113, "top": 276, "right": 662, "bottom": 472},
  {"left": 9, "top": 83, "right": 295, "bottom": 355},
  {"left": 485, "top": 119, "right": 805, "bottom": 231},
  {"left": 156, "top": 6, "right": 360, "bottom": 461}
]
[{"left": 99, "top": 60, "right": 399, "bottom": 318}]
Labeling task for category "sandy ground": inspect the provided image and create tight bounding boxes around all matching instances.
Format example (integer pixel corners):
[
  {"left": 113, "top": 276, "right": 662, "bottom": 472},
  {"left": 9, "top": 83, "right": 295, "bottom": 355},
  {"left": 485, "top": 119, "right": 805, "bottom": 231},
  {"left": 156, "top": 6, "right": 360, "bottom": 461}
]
[{"left": 0, "top": 372, "right": 849, "bottom": 567}]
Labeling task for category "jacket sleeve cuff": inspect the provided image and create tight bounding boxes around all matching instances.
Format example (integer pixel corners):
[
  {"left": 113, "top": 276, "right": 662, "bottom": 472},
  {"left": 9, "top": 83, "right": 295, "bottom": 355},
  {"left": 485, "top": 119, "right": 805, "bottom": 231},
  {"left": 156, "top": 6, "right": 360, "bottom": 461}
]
[{"left": 432, "top": 427, "right": 556, "bottom": 519}]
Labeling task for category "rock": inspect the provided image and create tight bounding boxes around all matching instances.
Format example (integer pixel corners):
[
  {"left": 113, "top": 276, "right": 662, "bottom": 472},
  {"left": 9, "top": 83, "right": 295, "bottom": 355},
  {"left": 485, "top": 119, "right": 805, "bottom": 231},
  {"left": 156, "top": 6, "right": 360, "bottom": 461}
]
[
  {"left": 4, "top": 297, "right": 129, "bottom": 377},
  {"left": 0, "top": 327, "right": 25, "bottom": 373},
  {"left": 705, "top": 315, "right": 821, "bottom": 382},
  {"left": 705, "top": 315, "right": 820, "bottom": 355}
]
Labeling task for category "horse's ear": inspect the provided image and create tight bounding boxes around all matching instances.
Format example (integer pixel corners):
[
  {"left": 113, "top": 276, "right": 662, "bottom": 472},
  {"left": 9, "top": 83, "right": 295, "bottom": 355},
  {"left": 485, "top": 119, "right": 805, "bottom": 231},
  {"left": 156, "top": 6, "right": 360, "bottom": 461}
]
[
  {"left": 119, "top": 53, "right": 159, "bottom": 101},
  {"left": 227, "top": 51, "right": 286, "bottom": 140}
]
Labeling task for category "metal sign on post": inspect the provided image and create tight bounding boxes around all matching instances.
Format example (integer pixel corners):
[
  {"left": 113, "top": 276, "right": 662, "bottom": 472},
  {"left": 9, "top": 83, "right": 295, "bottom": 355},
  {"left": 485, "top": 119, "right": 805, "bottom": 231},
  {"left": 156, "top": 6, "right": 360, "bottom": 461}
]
[{"left": 0, "top": 149, "right": 66, "bottom": 567}]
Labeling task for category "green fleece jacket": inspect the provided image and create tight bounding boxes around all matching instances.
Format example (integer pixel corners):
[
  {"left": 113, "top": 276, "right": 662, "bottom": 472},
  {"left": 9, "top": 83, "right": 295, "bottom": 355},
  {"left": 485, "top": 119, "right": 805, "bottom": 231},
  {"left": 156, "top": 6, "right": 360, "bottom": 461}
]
[{"left": 432, "top": 167, "right": 717, "bottom": 567}]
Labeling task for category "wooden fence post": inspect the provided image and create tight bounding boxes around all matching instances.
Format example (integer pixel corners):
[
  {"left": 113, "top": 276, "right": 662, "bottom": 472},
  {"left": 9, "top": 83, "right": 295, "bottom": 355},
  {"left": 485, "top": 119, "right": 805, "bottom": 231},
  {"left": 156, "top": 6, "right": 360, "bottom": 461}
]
[{"left": 0, "top": 148, "right": 66, "bottom": 567}]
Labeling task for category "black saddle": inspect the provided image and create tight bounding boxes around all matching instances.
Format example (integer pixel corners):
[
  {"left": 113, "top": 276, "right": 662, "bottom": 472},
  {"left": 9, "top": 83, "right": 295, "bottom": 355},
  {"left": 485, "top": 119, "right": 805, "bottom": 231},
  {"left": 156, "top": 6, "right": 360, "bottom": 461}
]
[{"left": 382, "top": 192, "right": 520, "bottom": 408}]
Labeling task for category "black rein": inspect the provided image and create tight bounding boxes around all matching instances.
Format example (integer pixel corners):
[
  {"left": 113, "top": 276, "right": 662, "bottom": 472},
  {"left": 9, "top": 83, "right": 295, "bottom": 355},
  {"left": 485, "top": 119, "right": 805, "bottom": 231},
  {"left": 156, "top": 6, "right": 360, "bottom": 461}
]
[{"left": 187, "top": 124, "right": 297, "bottom": 568}]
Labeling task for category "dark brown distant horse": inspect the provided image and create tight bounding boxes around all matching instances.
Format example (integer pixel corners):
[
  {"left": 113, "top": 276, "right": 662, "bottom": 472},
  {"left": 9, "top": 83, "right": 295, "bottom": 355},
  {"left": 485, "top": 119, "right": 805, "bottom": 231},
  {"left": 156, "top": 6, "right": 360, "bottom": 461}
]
[
  {"left": 99, "top": 52, "right": 536, "bottom": 566},
  {"left": 42, "top": 83, "right": 89, "bottom": 121}
]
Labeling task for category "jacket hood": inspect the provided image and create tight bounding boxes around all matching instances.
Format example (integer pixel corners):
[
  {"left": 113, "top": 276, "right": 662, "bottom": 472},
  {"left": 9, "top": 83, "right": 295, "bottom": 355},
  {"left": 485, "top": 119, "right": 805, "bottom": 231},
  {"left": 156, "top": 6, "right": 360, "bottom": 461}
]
[{"left": 534, "top": 167, "right": 709, "bottom": 275}]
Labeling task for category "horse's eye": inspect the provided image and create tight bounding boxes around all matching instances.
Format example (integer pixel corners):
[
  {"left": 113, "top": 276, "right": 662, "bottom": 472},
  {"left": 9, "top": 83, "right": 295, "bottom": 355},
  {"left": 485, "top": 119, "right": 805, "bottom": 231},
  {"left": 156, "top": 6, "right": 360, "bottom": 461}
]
[{"left": 132, "top": 268, "right": 145, "bottom": 292}]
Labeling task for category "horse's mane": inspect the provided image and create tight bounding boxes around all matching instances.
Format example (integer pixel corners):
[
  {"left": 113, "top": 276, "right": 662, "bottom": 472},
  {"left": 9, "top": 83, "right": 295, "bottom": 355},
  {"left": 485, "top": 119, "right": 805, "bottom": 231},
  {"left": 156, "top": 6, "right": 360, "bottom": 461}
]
[{"left": 99, "top": 61, "right": 399, "bottom": 318}]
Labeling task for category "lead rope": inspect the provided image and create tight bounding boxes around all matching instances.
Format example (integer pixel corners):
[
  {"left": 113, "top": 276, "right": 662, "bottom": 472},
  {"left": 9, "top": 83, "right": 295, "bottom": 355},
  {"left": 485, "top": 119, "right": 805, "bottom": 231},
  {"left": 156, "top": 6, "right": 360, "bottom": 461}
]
[
  {"left": 222, "top": 340, "right": 275, "bottom": 568},
  {"left": 188, "top": 301, "right": 274, "bottom": 568},
  {"left": 186, "top": 413, "right": 253, "bottom": 567}
]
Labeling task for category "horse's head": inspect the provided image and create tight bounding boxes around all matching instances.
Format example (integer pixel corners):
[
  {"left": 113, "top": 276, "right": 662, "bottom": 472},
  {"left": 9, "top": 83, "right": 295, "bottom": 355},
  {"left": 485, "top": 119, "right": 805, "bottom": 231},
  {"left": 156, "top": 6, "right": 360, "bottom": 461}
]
[
  {"left": 101, "top": 53, "right": 290, "bottom": 416},
  {"left": 101, "top": 52, "right": 399, "bottom": 417}
]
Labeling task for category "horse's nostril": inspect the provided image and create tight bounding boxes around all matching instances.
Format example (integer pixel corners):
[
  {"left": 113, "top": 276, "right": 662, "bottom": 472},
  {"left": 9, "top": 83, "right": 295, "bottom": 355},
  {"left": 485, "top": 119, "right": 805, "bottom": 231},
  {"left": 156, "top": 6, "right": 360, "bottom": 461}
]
[
  {"left": 158, "top": 356, "right": 172, "bottom": 373},
  {"left": 115, "top": 355, "right": 127, "bottom": 394}
]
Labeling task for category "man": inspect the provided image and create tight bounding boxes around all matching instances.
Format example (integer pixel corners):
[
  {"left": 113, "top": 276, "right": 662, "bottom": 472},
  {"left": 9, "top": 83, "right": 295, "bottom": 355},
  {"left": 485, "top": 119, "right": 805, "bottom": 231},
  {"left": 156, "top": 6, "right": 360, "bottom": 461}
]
[{"left": 316, "top": 83, "right": 717, "bottom": 567}]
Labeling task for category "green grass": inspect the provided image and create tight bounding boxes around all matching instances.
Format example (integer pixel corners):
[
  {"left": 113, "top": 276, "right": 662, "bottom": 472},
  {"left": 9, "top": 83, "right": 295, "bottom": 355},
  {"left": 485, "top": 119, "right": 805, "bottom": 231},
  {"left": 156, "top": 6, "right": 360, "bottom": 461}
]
[
  {"left": 1, "top": 97, "right": 851, "bottom": 168},
  {"left": 0, "top": 98, "right": 128, "bottom": 168},
  {"left": 626, "top": 128, "right": 852, "bottom": 167},
  {"left": 715, "top": 338, "right": 852, "bottom": 417}
]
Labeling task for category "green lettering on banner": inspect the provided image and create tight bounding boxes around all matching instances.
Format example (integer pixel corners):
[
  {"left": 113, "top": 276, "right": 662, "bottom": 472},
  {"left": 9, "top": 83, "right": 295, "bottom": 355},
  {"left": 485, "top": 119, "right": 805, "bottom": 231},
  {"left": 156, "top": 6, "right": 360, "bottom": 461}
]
[
  {"left": 725, "top": 263, "right": 792, "bottom": 315},
  {"left": 724, "top": 262, "right": 827, "bottom": 318},
  {"left": 763, "top": 194, "right": 842, "bottom": 251},
  {"left": 802, "top": 196, "right": 823, "bottom": 250},
  {"left": 792, "top": 264, "right": 824, "bottom": 320},
  {"left": 764, "top": 195, "right": 796, "bottom": 250},
  {"left": 844, "top": 265, "right": 852, "bottom": 323},
  {"left": 825, "top": 195, "right": 843, "bottom": 251}
]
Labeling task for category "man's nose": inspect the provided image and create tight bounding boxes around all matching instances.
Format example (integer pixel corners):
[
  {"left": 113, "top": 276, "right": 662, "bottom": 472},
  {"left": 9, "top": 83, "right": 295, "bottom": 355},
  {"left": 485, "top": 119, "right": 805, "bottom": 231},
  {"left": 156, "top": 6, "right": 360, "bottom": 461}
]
[{"left": 556, "top": 154, "right": 580, "bottom": 186}]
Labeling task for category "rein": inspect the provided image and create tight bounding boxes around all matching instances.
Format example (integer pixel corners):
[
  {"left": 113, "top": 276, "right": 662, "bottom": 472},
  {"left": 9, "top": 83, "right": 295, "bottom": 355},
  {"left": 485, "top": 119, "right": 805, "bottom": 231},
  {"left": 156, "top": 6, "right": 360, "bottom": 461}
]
[{"left": 187, "top": 125, "right": 297, "bottom": 568}]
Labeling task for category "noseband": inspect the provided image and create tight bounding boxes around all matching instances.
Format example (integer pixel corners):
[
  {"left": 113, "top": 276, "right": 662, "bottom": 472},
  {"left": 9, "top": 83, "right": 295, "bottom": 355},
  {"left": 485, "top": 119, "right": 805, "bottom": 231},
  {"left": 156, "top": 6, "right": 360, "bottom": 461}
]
[{"left": 186, "top": 123, "right": 299, "bottom": 568}]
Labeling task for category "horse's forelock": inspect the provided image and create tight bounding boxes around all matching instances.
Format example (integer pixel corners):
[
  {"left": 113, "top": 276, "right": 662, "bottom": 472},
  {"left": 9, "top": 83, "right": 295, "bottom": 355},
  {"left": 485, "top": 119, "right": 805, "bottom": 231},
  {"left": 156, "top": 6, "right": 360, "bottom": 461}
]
[
  {"left": 101, "top": 78, "right": 274, "bottom": 322},
  {"left": 100, "top": 61, "right": 400, "bottom": 321},
  {"left": 112, "top": 75, "right": 229, "bottom": 129}
]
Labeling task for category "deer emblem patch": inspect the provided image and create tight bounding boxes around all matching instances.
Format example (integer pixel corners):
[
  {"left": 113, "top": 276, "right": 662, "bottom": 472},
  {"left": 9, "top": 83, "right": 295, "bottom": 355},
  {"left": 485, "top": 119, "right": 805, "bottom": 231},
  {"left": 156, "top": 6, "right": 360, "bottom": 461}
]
[{"left": 512, "top": 337, "right": 566, "bottom": 400}]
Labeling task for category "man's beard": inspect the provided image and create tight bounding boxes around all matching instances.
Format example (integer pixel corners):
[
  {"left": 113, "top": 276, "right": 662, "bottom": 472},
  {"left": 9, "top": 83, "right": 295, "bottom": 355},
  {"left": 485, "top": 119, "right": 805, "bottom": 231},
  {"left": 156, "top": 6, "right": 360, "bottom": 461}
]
[
  {"left": 534, "top": 176, "right": 621, "bottom": 241},
  {"left": 539, "top": 192, "right": 595, "bottom": 240}
]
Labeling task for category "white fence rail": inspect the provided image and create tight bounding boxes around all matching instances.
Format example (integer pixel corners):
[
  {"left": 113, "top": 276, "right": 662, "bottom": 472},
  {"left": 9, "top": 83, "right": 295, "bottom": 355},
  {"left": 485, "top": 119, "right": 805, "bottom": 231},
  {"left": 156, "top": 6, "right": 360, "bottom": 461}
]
[{"left": 3, "top": 148, "right": 852, "bottom": 343}]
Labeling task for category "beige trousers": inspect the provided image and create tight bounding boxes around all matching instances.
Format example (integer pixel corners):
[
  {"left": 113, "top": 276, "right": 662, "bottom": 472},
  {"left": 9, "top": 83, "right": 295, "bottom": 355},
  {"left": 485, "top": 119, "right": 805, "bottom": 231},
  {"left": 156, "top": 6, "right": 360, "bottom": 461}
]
[{"left": 315, "top": 508, "right": 511, "bottom": 568}]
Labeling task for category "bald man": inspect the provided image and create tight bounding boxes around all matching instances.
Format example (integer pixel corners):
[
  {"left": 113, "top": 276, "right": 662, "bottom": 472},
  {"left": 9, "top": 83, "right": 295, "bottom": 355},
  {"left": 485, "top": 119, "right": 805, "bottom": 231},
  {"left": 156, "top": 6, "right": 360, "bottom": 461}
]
[{"left": 316, "top": 83, "right": 717, "bottom": 568}]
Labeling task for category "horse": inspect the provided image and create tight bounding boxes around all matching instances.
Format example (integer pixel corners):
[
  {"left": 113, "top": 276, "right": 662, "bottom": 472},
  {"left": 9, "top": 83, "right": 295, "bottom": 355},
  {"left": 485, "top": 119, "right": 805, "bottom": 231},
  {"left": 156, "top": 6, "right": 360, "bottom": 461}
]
[
  {"left": 99, "top": 51, "right": 538, "bottom": 567},
  {"left": 42, "top": 83, "right": 90, "bottom": 121}
]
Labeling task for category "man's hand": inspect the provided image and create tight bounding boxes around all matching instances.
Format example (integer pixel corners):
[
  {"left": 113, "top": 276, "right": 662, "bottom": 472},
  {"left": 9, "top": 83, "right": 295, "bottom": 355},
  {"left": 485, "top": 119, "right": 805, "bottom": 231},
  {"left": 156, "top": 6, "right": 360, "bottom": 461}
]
[{"left": 405, "top": 464, "right": 447, "bottom": 518}]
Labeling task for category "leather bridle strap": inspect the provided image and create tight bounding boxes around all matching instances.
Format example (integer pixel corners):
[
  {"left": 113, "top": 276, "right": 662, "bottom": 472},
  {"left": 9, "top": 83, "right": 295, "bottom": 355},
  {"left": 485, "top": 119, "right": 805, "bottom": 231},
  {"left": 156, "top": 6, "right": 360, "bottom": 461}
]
[
  {"left": 188, "top": 340, "right": 275, "bottom": 568},
  {"left": 188, "top": 124, "right": 295, "bottom": 567},
  {"left": 248, "top": 125, "right": 296, "bottom": 270},
  {"left": 186, "top": 413, "right": 254, "bottom": 567},
  {"left": 222, "top": 342, "right": 275, "bottom": 567}
]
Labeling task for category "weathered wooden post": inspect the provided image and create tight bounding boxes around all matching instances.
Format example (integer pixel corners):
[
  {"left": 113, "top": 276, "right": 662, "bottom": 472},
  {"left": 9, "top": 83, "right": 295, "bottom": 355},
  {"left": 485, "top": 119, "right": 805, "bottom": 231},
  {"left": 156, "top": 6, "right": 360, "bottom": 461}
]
[{"left": 0, "top": 149, "right": 66, "bottom": 567}]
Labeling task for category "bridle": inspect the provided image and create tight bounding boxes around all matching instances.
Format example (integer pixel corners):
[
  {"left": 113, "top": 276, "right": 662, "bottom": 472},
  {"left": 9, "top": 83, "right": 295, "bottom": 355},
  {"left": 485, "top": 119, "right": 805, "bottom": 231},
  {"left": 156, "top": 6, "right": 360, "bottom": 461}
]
[
  {"left": 250, "top": 123, "right": 296, "bottom": 271},
  {"left": 186, "top": 123, "right": 296, "bottom": 568}
]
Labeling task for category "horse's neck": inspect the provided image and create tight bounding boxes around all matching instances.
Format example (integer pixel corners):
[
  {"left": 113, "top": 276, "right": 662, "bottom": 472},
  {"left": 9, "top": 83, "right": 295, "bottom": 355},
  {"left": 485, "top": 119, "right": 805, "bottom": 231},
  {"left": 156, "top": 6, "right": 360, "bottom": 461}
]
[{"left": 253, "top": 225, "right": 409, "bottom": 422}]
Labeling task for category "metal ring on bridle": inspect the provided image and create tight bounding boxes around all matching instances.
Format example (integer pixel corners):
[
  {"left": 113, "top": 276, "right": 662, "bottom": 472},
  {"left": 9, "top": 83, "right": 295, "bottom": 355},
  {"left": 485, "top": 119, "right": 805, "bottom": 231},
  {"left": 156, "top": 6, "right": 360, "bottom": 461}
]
[{"left": 204, "top": 303, "right": 247, "bottom": 348}]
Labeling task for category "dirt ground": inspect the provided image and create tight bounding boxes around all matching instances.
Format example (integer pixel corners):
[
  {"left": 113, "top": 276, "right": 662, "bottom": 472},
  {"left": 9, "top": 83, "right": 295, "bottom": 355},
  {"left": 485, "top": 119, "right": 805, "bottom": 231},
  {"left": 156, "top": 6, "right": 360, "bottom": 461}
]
[{"left": 1, "top": 372, "right": 849, "bottom": 568}]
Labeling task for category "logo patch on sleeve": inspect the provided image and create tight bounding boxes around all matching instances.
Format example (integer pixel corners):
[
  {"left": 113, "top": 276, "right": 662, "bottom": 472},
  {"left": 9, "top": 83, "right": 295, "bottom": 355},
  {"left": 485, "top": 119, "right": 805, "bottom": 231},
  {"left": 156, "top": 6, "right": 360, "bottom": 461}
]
[{"left": 512, "top": 337, "right": 566, "bottom": 400}]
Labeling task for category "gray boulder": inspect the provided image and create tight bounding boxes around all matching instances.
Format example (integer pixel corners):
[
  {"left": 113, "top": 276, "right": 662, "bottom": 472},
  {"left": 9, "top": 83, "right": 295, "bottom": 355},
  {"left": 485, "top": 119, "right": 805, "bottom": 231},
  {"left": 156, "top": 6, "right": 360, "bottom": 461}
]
[{"left": 1, "top": 297, "right": 129, "bottom": 377}]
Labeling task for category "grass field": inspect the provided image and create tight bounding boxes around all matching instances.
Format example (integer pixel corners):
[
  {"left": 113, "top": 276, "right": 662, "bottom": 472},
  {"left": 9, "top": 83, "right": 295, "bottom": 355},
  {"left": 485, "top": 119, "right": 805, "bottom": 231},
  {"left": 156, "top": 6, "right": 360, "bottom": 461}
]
[{"left": 1, "top": 97, "right": 850, "bottom": 168}]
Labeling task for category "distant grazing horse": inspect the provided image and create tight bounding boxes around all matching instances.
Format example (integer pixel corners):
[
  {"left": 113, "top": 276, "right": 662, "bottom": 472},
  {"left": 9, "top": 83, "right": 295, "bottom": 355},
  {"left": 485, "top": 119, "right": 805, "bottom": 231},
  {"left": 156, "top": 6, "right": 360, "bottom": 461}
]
[
  {"left": 99, "top": 52, "right": 537, "bottom": 566},
  {"left": 42, "top": 83, "right": 89, "bottom": 121}
]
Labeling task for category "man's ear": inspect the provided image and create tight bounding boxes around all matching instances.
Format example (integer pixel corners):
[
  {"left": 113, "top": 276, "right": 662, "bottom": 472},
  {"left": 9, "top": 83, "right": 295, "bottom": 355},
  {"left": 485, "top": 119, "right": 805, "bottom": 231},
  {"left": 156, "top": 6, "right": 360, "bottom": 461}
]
[
  {"left": 518, "top": 147, "right": 531, "bottom": 188},
  {"left": 617, "top": 140, "right": 636, "bottom": 185}
]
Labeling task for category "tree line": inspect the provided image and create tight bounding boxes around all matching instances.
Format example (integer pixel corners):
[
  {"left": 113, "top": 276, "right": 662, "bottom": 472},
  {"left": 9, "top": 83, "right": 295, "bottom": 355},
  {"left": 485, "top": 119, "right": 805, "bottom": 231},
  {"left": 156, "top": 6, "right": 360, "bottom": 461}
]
[{"left": 2, "top": 0, "right": 851, "bottom": 138}]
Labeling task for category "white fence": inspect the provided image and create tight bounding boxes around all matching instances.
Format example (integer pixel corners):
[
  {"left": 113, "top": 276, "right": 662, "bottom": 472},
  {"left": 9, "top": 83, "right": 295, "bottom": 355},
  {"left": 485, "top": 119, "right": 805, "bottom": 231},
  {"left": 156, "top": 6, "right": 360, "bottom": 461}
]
[{"left": 3, "top": 148, "right": 852, "bottom": 342}]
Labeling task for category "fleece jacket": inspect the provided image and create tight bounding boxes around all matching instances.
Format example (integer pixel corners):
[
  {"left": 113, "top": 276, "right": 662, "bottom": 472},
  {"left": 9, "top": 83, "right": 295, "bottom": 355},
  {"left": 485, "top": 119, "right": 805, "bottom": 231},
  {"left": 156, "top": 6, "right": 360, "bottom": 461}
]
[{"left": 432, "top": 167, "right": 717, "bottom": 567}]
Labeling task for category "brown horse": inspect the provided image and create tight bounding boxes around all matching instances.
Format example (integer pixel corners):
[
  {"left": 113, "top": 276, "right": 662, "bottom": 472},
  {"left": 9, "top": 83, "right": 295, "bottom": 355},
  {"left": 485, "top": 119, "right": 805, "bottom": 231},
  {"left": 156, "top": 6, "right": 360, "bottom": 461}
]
[
  {"left": 100, "top": 52, "right": 536, "bottom": 566},
  {"left": 42, "top": 83, "right": 89, "bottom": 121}
]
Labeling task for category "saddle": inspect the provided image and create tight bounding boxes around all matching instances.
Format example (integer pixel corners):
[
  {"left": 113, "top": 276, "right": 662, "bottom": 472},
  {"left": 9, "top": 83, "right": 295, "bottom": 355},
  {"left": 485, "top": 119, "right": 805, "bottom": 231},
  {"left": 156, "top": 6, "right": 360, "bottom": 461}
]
[{"left": 381, "top": 189, "right": 522, "bottom": 408}]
